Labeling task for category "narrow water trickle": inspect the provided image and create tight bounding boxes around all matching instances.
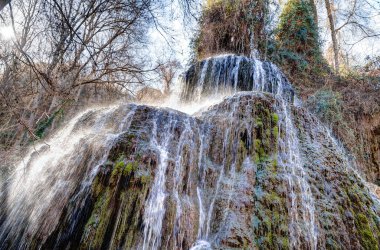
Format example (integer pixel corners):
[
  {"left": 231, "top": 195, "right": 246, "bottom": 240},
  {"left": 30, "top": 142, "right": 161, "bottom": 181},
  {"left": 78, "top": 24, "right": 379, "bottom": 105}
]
[
  {"left": 277, "top": 100, "right": 318, "bottom": 250},
  {"left": 142, "top": 115, "right": 175, "bottom": 250}
]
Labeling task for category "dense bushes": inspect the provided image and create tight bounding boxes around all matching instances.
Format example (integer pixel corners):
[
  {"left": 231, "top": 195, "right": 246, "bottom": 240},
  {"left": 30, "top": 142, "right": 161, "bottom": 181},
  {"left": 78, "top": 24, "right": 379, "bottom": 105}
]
[
  {"left": 272, "top": 0, "right": 328, "bottom": 87},
  {"left": 194, "top": 0, "right": 329, "bottom": 89},
  {"left": 306, "top": 89, "right": 343, "bottom": 126},
  {"left": 193, "top": 0, "right": 267, "bottom": 59}
]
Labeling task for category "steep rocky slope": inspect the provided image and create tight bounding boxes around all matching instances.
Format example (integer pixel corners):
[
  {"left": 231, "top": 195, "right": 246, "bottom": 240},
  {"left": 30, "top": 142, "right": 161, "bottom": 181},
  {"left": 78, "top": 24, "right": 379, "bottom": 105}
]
[{"left": 0, "top": 55, "right": 379, "bottom": 249}]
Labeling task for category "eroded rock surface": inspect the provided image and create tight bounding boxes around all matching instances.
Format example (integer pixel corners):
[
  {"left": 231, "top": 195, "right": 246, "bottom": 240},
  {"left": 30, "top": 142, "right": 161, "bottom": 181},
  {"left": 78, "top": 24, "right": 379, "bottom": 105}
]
[{"left": 1, "top": 55, "right": 379, "bottom": 249}]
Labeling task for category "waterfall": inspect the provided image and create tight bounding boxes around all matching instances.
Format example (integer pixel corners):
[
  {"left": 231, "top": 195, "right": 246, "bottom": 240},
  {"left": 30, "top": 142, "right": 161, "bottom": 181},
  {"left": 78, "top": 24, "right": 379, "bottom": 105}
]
[
  {"left": 277, "top": 100, "right": 318, "bottom": 249},
  {"left": 185, "top": 55, "right": 317, "bottom": 249},
  {"left": 181, "top": 54, "right": 294, "bottom": 103},
  {"left": 142, "top": 116, "right": 172, "bottom": 250},
  {"left": 1, "top": 54, "right": 379, "bottom": 250},
  {"left": 0, "top": 104, "right": 137, "bottom": 247}
]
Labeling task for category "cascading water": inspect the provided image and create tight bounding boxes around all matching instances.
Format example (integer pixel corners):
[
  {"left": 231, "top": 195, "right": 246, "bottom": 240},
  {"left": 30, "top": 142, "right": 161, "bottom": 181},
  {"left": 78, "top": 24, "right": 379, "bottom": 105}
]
[
  {"left": 184, "top": 55, "right": 317, "bottom": 249},
  {"left": 142, "top": 117, "right": 172, "bottom": 250},
  {"left": 181, "top": 54, "right": 294, "bottom": 103},
  {"left": 1, "top": 54, "right": 379, "bottom": 250},
  {"left": 0, "top": 104, "right": 137, "bottom": 248},
  {"left": 277, "top": 99, "right": 318, "bottom": 250}
]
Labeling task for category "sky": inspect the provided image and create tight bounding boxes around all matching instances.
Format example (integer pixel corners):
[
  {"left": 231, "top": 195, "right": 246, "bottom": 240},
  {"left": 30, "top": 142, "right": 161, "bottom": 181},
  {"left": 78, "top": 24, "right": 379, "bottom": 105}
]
[
  {"left": 146, "top": 0, "right": 380, "bottom": 68},
  {"left": 315, "top": 0, "right": 380, "bottom": 65},
  {"left": 1, "top": 0, "right": 379, "bottom": 73},
  {"left": 146, "top": 1, "right": 199, "bottom": 64},
  {"left": 0, "top": 24, "right": 14, "bottom": 40}
]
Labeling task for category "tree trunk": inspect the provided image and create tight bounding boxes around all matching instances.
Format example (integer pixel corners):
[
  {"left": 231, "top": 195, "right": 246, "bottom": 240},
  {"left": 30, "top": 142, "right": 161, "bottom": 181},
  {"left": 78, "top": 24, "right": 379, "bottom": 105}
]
[
  {"left": 0, "top": 0, "right": 10, "bottom": 11},
  {"left": 324, "top": 0, "right": 340, "bottom": 73},
  {"left": 309, "top": 0, "right": 318, "bottom": 28}
]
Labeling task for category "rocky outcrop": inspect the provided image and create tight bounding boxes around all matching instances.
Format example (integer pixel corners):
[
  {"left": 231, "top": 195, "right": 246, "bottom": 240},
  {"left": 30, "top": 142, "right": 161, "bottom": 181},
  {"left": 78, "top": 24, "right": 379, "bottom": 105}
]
[
  {"left": 0, "top": 55, "right": 379, "bottom": 249},
  {"left": 181, "top": 55, "right": 294, "bottom": 103},
  {"left": 1, "top": 92, "right": 379, "bottom": 249}
]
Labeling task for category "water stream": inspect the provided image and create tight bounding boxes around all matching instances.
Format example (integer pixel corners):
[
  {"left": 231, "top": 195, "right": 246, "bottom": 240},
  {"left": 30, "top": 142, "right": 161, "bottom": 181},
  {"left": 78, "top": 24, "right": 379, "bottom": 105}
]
[{"left": 0, "top": 55, "right": 379, "bottom": 250}]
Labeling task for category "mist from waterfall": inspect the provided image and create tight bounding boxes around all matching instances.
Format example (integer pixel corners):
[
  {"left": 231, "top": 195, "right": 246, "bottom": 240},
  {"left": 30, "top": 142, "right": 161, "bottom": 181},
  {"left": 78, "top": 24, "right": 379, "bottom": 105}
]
[{"left": 0, "top": 55, "right": 379, "bottom": 250}]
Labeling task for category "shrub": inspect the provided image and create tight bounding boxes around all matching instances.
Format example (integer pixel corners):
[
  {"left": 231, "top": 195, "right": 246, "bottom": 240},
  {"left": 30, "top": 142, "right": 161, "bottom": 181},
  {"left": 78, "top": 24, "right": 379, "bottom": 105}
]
[
  {"left": 306, "top": 89, "right": 343, "bottom": 125},
  {"left": 273, "top": 0, "right": 327, "bottom": 80},
  {"left": 194, "top": 0, "right": 267, "bottom": 59}
]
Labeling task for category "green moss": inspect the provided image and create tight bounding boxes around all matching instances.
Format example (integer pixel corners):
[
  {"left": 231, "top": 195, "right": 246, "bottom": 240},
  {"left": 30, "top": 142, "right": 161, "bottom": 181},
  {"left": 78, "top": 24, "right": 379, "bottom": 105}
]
[
  {"left": 266, "top": 191, "right": 282, "bottom": 206},
  {"left": 272, "top": 158, "right": 278, "bottom": 169},
  {"left": 266, "top": 129, "right": 271, "bottom": 138},
  {"left": 254, "top": 139, "right": 267, "bottom": 164},
  {"left": 253, "top": 150, "right": 289, "bottom": 250},
  {"left": 272, "top": 211, "right": 280, "bottom": 223},
  {"left": 123, "top": 162, "right": 138, "bottom": 176},
  {"left": 80, "top": 150, "right": 155, "bottom": 249},
  {"left": 113, "top": 177, "right": 151, "bottom": 249},
  {"left": 85, "top": 213, "right": 97, "bottom": 228},
  {"left": 256, "top": 118, "right": 263, "bottom": 128},
  {"left": 254, "top": 154, "right": 260, "bottom": 164},
  {"left": 91, "top": 176, "right": 103, "bottom": 197},
  {"left": 355, "top": 213, "right": 378, "bottom": 250},
  {"left": 254, "top": 139, "right": 260, "bottom": 148},
  {"left": 263, "top": 216, "right": 271, "bottom": 229},
  {"left": 115, "top": 161, "right": 125, "bottom": 170},
  {"left": 273, "top": 126, "right": 279, "bottom": 140},
  {"left": 272, "top": 113, "right": 279, "bottom": 124},
  {"left": 124, "top": 162, "right": 133, "bottom": 175},
  {"left": 82, "top": 187, "right": 114, "bottom": 249},
  {"left": 140, "top": 175, "right": 150, "bottom": 184},
  {"left": 281, "top": 237, "right": 289, "bottom": 249},
  {"left": 111, "top": 160, "right": 125, "bottom": 183},
  {"left": 237, "top": 140, "right": 248, "bottom": 172},
  {"left": 267, "top": 231, "right": 274, "bottom": 245}
]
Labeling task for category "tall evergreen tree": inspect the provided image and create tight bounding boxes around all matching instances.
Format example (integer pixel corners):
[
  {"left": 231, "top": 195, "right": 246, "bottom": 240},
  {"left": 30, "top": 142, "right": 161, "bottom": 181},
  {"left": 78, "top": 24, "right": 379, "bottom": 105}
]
[{"left": 275, "top": 0, "right": 325, "bottom": 77}]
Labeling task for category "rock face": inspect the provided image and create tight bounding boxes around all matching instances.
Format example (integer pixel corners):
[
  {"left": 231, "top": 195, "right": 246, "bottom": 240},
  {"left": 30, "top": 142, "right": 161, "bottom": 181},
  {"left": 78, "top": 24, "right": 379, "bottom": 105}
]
[
  {"left": 0, "top": 55, "right": 379, "bottom": 249},
  {"left": 181, "top": 55, "right": 294, "bottom": 103},
  {"left": 348, "top": 112, "right": 380, "bottom": 185}
]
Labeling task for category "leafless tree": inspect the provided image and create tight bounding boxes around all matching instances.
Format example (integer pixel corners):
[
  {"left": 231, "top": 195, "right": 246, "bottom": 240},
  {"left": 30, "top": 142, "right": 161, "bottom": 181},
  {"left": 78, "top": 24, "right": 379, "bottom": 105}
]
[
  {"left": 0, "top": 0, "right": 199, "bottom": 147},
  {"left": 0, "top": 0, "right": 170, "bottom": 146},
  {"left": 324, "top": 0, "right": 380, "bottom": 73},
  {"left": 324, "top": 0, "right": 340, "bottom": 73},
  {"left": 0, "top": 0, "right": 10, "bottom": 12},
  {"left": 157, "top": 59, "right": 181, "bottom": 95}
]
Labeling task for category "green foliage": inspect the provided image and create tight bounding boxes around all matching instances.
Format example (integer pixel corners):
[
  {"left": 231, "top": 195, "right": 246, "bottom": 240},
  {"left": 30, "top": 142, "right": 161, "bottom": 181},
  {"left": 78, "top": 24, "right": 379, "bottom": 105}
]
[
  {"left": 194, "top": 0, "right": 268, "bottom": 59},
  {"left": 277, "top": 0, "right": 320, "bottom": 54},
  {"left": 355, "top": 213, "right": 379, "bottom": 250},
  {"left": 256, "top": 117, "right": 263, "bottom": 128},
  {"left": 271, "top": 113, "right": 279, "bottom": 124},
  {"left": 35, "top": 109, "right": 64, "bottom": 139},
  {"left": 306, "top": 89, "right": 343, "bottom": 125},
  {"left": 273, "top": 126, "right": 279, "bottom": 140},
  {"left": 273, "top": 0, "right": 325, "bottom": 76}
]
